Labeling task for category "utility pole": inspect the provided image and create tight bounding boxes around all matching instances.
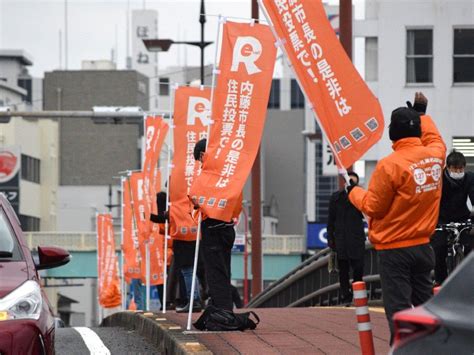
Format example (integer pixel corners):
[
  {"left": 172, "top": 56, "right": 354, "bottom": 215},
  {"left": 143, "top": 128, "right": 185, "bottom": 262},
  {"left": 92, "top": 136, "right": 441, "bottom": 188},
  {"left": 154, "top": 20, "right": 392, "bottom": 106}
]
[
  {"left": 199, "top": 0, "right": 206, "bottom": 84},
  {"left": 250, "top": 0, "right": 263, "bottom": 298}
]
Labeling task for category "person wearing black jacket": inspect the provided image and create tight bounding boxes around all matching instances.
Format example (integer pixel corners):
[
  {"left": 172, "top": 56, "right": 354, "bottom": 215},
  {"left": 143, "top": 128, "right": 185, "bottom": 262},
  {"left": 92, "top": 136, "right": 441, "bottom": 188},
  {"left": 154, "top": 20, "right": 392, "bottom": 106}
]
[
  {"left": 327, "top": 172, "right": 366, "bottom": 304},
  {"left": 431, "top": 150, "right": 474, "bottom": 285},
  {"left": 150, "top": 191, "right": 205, "bottom": 313}
]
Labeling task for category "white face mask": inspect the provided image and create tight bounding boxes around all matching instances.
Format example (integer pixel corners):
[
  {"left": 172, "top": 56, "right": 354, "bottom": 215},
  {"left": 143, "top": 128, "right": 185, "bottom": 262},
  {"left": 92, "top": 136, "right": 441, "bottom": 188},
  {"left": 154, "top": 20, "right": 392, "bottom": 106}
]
[{"left": 449, "top": 171, "right": 465, "bottom": 180}]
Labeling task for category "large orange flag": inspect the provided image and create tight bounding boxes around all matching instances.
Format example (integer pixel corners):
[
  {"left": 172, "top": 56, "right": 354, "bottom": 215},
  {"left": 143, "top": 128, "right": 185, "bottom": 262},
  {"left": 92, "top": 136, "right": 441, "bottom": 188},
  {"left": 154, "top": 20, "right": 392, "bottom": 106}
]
[
  {"left": 129, "top": 171, "right": 147, "bottom": 245},
  {"left": 170, "top": 86, "right": 211, "bottom": 240},
  {"left": 261, "top": 0, "right": 384, "bottom": 168},
  {"left": 122, "top": 178, "right": 140, "bottom": 283},
  {"left": 143, "top": 115, "right": 169, "bottom": 233},
  {"left": 129, "top": 171, "right": 164, "bottom": 285},
  {"left": 189, "top": 21, "right": 277, "bottom": 221},
  {"left": 97, "top": 214, "right": 121, "bottom": 308}
]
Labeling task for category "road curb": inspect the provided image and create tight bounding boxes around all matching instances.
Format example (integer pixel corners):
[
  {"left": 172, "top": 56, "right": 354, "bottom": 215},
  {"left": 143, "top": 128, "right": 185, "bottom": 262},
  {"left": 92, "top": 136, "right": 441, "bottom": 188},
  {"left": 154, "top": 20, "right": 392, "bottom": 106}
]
[{"left": 101, "top": 311, "right": 212, "bottom": 355}]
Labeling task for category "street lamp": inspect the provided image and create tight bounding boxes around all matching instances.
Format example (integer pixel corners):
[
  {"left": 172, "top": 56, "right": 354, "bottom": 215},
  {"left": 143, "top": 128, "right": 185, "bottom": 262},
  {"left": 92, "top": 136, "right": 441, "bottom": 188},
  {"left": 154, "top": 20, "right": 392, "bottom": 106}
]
[{"left": 142, "top": 0, "right": 212, "bottom": 85}]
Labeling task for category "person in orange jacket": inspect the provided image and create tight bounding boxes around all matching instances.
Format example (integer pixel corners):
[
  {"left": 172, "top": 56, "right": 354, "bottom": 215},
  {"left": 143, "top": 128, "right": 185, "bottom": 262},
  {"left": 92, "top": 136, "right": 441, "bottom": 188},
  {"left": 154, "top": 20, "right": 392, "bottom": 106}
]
[{"left": 348, "top": 92, "right": 446, "bottom": 343}]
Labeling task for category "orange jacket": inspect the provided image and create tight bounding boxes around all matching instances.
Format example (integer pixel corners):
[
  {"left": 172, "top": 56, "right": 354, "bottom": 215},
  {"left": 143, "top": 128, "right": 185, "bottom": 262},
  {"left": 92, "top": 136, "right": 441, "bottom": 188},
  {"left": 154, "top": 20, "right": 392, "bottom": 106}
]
[{"left": 349, "top": 115, "right": 446, "bottom": 250}]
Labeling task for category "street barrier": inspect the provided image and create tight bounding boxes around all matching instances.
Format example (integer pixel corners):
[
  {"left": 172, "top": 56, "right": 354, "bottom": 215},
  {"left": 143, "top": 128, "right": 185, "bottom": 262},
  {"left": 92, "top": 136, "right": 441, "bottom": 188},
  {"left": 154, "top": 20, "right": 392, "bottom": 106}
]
[
  {"left": 352, "top": 281, "right": 375, "bottom": 355},
  {"left": 247, "top": 242, "right": 381, "bottom": 308}
]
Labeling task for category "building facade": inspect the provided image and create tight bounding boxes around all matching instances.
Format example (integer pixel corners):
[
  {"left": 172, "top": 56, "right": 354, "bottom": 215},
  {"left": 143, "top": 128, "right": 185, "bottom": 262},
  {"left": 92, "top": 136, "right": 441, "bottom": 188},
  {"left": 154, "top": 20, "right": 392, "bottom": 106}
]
[
  {"left": 0, "top": 50, "right": 58, "bottom": 231},
  {"left": 43, "top": 69, "right": 149, "bottom": 231},
  {"left": 356, "top": 0, "right": 474, "bottom": 170}
]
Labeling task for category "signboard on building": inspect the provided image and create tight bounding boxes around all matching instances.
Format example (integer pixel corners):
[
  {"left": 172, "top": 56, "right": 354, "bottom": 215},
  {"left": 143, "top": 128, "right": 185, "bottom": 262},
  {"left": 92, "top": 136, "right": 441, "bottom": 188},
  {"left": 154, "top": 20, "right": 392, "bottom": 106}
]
[
  {"left": 132, "top": 9, "right": 158, "bottom": 111},
  {"left": 322, "top": 136, "right": 338, "bottom": 176},
  {"left": 307, "top": 222, "right": 328, "bottom": 249},
  {"left": 0, "top": 147, "right": 20, "bottom": 214}
]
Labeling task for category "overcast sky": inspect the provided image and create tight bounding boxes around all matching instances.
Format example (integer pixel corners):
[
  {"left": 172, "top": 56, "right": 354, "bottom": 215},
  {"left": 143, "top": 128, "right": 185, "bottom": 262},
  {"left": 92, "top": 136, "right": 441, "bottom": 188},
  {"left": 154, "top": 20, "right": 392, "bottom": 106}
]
[{"left": 0, "top": 0, "right": 365, "bottom": 78}]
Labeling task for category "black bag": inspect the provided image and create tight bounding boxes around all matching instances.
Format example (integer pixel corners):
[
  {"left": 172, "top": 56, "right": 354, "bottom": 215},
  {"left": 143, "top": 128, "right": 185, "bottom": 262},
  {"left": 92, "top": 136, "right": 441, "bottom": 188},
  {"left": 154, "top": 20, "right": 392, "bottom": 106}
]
[{"left": 193, "top": 305, "right": 260, "bottom": 331}]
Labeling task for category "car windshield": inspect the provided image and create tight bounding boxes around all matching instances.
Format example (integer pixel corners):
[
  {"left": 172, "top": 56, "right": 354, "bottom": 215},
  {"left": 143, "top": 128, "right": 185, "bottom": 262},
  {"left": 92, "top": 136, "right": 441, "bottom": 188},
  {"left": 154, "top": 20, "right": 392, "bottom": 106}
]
[{"left": 0, "top": 209, "right": 22, "bottom": 261}]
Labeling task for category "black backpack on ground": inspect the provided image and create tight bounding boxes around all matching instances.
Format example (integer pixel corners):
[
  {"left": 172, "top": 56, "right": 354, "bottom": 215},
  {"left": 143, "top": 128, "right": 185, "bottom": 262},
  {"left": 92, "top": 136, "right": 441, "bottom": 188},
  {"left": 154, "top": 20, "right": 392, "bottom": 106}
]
[{"left": 193, "top": 305, "right": 260, "bottom": 331}]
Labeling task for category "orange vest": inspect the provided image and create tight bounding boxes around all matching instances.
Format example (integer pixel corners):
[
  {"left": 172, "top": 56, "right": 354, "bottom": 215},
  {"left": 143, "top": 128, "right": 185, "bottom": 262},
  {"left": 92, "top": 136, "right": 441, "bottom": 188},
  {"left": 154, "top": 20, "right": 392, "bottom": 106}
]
[{"left": 349, "top": 115, "right": 446, "bottom": 250}]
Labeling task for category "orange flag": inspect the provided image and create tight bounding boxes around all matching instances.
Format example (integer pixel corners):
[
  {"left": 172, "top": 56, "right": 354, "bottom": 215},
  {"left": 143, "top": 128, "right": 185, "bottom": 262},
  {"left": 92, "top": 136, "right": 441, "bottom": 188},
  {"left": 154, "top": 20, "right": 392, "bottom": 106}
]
[
  {"left": 143, "top": 115, "right": 169, "bottom": 233},
  {"left": 97, "top": 214, "right": 121, "bottom": 308},
  {"left": 122, "top": 178, "right": 141, "bottom": 283},
  {"left": 261, "top": 0, "right": 384, "bottom": 168},
  {"left": 170, "top": 86, "right": 211, "bottom": 240},
  {"left": 189, "top": 21, "right": 277, "bottom": 221},
  {"left": 129, "top": 172, "right": 148, "bottom": 245}
]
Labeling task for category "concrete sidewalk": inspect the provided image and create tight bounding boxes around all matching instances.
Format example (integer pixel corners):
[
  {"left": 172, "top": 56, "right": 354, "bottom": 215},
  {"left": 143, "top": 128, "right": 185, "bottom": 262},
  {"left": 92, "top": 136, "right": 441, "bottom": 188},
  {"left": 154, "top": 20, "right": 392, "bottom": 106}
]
[
  {"left": 166, "top": 307, "right": 390, "bottom": 354},
  {"left": 102, "top": 307, "right": 390, "bottom": 354}
]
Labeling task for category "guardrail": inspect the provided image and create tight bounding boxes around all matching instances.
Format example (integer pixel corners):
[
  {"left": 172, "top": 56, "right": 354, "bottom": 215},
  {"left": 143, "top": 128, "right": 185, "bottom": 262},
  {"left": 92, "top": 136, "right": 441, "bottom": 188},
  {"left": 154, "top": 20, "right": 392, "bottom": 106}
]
[
  {"left": 24, "top": 232, "right": 305, "bottom": 254},
  {"left": 247, "top": 242, "right": 382, "bottom": 308}
]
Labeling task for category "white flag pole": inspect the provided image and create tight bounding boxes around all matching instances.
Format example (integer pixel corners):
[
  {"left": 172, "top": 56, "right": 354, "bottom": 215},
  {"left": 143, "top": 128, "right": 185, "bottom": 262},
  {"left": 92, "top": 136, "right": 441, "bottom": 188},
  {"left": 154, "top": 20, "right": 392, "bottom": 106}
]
[
  {"left": 120, "top": 178, "right": 126, "bottom": 310},
  {"left": 187, "top": 212, "right": 203, "bottom": 331},
  {"left": 163, "top": 85, "right": 175, "bottom": 314},
  {"left": 186, "top": 15, "right": 225, "bottom": 331}
]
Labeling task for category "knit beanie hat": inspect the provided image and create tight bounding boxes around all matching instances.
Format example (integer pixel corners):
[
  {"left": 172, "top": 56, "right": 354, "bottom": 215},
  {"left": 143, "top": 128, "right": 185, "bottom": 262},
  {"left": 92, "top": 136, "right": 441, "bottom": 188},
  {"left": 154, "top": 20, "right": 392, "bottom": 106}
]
[{"left": 389, "top": 107, "right": 421, "bottom": 141}]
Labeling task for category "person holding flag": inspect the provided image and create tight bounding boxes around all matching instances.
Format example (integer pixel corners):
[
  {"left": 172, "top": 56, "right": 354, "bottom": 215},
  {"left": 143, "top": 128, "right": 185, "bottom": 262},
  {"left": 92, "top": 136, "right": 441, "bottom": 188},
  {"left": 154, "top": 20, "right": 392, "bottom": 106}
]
[
  {"left": 348, "top": 93, "right": 446, "bottom": 343},
  {"left": 150, "top": 190, "right": 205, "bottom": 313},
  {"left": 192, "top": 139, "right": 242, "bottom": 312}
]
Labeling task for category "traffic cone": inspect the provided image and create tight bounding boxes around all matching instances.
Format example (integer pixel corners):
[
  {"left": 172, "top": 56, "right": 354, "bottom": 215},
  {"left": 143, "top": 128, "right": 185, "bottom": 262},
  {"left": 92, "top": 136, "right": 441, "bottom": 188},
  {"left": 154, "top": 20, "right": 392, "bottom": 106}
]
[{"left": 128, "top": 298, "right": 137, "bottom": 311}]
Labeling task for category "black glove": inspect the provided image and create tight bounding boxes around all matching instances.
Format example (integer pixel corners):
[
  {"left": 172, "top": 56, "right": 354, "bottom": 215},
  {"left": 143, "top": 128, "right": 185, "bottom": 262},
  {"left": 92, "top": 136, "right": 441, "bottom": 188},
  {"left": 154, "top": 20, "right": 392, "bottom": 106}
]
[
  {"left": 406, "top": 92, "right": 428, "bottom": 114},
  {"left": 345, "top": 179, "right": 356, "bottom": 195}
]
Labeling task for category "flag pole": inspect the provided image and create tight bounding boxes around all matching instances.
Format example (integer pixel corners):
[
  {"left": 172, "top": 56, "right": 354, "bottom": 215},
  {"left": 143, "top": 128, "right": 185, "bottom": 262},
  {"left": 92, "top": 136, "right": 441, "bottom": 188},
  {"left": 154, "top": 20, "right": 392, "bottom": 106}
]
[
  {"left": 187, "top": 212, "right": 202, "bottom": 331},
  {"left": 143, "top": 115, "right": 151, "bottom": 312},
  {"left": 120, "top": 177, "right": 126, "bottom": 310},
  {"left": 163, "top": 86, "right": 175, "bottom": 313},
  {"left": 96, "top": 212, "right": 102, "bottom": 325}
]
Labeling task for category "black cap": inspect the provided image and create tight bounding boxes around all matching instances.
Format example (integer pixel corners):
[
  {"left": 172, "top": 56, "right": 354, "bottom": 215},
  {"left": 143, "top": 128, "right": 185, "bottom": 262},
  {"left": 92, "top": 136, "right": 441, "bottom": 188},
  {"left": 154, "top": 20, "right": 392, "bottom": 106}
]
[
  {"left": 389, "top": 107, "right": 421, "bottom": 141},
  {"left": 194, "top": 138, "right": 207, "bottom": 161}
]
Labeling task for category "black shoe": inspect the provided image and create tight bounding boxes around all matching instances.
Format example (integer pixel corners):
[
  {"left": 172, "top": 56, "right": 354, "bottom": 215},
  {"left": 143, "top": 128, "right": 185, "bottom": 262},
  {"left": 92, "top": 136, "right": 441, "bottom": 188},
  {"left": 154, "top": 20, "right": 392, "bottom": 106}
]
[{"left": 176, "top": 301, "right": 202, "bottom": 313}]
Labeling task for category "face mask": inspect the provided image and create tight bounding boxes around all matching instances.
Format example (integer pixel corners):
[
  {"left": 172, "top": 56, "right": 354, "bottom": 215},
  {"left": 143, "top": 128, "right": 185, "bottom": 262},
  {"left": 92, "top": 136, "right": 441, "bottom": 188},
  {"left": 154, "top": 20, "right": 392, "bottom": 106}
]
[{"left": 449, "top": 171, "right": 465, "bottom": 180}]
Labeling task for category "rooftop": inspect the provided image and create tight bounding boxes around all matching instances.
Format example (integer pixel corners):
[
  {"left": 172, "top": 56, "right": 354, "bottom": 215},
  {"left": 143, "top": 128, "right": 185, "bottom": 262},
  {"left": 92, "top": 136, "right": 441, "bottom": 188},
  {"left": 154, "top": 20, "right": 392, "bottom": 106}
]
[{"left": 0, "top": 49, "right": 33, "bottom": 66}]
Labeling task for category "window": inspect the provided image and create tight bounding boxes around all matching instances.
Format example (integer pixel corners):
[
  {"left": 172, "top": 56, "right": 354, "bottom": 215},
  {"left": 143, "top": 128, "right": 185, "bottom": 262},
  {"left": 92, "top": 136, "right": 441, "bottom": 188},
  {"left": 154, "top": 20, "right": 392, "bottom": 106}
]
[
  {"left": 21, "top": 154, "right": 40, "bottom": 184},
  {"left": 453, "top": 29, "right": 474, "bottom": 83},
  {"left": 267, "top": 79, "right": 280, "bottom": 109},
  {"left": 406, "top": 29, "right": 433, "bottom": 83},
  {"left": 159, "top": 78, "right": 170, "bottom": 96},
  {"left": 19, "top": 214, "right": 40, "bottom": 232},
  {"left": 17, "top": 78, "right": 32, "bottom": 104},
  {"left": 291, "top": 79, "right": 305, "bottom": 108},
  {"left": 365, "top": 37, "right": 378, "bottom": 81}
]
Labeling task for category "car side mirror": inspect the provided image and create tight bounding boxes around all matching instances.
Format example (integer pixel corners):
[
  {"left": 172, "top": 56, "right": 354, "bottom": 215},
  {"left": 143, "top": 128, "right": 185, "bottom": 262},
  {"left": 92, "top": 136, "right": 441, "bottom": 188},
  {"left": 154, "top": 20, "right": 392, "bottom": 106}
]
[{"left": 36, "top": 246, "right": 70, "bottom": 270}]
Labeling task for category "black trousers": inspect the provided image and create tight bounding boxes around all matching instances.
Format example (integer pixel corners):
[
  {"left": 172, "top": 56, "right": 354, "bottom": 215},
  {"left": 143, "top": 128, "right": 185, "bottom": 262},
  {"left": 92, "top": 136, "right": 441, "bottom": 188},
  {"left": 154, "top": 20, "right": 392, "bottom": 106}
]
[
  {"left": 378, "top": 243, "right": 435, "bottom": 344},
  {"left": 338, "top": 258, "right": 364, "bottom": 300},
  {"left": 201, "top": 218, "right": 235, "bottom": 311}
]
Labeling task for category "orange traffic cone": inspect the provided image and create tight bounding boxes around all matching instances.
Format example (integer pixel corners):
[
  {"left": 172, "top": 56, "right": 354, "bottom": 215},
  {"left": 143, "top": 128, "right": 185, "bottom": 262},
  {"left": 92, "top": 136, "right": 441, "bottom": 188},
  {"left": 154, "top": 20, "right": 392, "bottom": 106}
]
[{"left": 128, "top": 298, "right": 137, "bottom": 311}]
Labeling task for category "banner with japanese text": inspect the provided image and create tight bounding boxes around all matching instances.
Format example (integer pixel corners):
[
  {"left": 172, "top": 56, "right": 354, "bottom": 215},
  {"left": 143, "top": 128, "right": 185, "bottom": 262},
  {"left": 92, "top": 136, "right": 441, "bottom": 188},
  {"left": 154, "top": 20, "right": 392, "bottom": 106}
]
[
  {"left": 170, "top": 86, "right": 211, "bottom": 240},
  {"left": 122, "top": 178, "right": 141, "bottom": 283},
  {"left": 261, "top": 0, "right": 384, "bottom": 168},
  {"left": 97, "top": 214, "right": 121, "bottom": 308},
  {"left": 189, "top": 21, "right": 277, "bottom": 221},
  {"left": 129, "top": 171, "right": 147, "bottom": 244},
  {"left": 143, "top": 115, "right": 169, "bottom": 234}
]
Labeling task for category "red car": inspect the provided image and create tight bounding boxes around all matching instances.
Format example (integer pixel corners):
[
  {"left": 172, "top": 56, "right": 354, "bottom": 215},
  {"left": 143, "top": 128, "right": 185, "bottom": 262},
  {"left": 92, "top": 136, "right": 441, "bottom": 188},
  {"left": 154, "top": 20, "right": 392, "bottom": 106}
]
[{"left": 0, "top": 194, "right": 70, "bottom": 354}]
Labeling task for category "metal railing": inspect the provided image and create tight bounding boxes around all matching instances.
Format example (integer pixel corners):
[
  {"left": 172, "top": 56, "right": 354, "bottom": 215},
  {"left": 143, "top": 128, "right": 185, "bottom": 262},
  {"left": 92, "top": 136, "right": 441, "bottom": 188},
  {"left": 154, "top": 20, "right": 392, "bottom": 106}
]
[
  {"left": 247, "top": 242, "right": 382, "bottom": 308},
  {"left": 24, "top": 232, "right": 305, "bottom": 254},
  {"left": 23, "top": 232, "right": 120, "bottom": 251}
]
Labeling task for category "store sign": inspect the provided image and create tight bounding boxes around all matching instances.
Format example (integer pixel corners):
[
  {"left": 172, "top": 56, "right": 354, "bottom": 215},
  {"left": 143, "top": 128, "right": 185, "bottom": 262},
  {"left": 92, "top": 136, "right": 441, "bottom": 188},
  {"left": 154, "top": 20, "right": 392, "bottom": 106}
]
[
  {"left": 0, "top": 147, "right": 20, "bottom": 214},
  {"left": 132, "top": 9, "right": 158, "bottom": 111},
  {"left": 322, "top": 136, "right": 338, "bottom": 176}
]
